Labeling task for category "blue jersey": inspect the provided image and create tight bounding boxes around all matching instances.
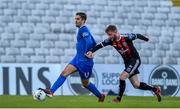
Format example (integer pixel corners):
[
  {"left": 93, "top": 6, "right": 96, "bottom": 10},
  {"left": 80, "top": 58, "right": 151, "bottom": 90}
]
[
  {"left": 69, "top": 25, "right": 96, "bottom": 79},
  {"left": 75, "top": 25, "right": 96, "bottom": 62}
]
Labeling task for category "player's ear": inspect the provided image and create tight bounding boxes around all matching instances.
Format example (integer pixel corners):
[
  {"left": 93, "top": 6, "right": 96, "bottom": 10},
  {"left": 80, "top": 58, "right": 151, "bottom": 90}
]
[{"left": 82, "top": 19, "right": 86, "bottom": 24}]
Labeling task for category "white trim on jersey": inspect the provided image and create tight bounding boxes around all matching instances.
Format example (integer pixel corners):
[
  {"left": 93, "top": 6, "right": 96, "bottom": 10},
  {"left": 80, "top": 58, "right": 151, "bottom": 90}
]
[
  {"left": 100, "top": 42, "right": 105, "bottom": 47},
  {"left": 79, "top": 25, "right": 86, "bottom": 29},
  {"left": 135, "top": 34, "right": 138, "bottom": 39}
]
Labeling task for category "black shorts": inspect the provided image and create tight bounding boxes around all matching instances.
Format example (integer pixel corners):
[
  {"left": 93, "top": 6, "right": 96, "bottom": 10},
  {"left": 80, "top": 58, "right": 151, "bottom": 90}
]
[{"left": 124, "top": 58, "right": 141, "bottom": 78}]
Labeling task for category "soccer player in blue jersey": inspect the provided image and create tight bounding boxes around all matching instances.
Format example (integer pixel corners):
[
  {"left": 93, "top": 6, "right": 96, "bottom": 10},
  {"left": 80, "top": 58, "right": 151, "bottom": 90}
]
[
  {"left": 86, "top": 25, "right": 161, "bottom": 103},
  {"left": 42, "top": 12, "right": 105, "bottom": 102}
]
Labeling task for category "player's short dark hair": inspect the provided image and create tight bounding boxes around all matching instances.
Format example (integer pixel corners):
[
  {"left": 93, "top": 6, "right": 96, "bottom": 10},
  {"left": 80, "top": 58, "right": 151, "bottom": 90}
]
[
  {"left": 76, "top": 12, "right": 87, "bottom": 21},
  {"left": 105, "top": 25, "right": 117, "bottom": 33}
]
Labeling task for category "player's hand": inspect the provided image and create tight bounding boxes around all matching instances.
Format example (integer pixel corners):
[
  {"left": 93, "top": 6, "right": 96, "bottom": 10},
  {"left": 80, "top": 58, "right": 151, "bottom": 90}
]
[
  {"left": 85, "top": 51, "right": 93, "bottom": 58},
  {"left": 144, "top": 34, "right": 149, "bottom": 42},
  {"left": 145, "top": 37, "right": 149, "bottom": 42}
]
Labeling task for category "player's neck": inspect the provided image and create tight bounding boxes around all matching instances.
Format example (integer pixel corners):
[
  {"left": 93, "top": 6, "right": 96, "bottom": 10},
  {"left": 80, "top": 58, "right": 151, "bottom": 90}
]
[{"left": 79, "top": 24, "right": 86, "bottom": 29}]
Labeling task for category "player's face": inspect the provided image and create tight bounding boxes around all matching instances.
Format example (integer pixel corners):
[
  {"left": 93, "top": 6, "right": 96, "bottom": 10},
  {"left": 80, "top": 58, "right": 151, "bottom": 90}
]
[
  {"left": 75, "top": 15, "right": 85, "bottom": 27},
  {"left": 107, "top": 31, "right": 117, "bottom": 39}
]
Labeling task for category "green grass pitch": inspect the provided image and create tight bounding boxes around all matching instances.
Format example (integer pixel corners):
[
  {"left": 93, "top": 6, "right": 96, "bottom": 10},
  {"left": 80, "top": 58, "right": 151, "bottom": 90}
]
[{"left": 0, "top": 95, "right": 180, "bottom": 108}]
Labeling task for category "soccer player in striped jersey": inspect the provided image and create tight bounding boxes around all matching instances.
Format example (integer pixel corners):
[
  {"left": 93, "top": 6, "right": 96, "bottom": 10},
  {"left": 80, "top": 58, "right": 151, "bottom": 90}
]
[
  {"left": 42, "top": 12, "right": 105, "bottom": 102},
  {"left": 86, "top": 25, "right": 161, "bottom": 103}
]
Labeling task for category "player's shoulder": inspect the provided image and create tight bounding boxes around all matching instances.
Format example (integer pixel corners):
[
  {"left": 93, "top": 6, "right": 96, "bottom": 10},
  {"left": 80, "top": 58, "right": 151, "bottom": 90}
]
[
  {"left": 79, "top": 25, "right": 89, "bottom": 32},
  {"left": 120, "top": 33, "right": 137, "bottom": 40},
  {"left": 120, "top": 33, "right": 132, "bottom": 37},
  {"left": 79, "top": 25, "right": 90, "bottom": 37},
  {"left": 119, "top": 34, "right": 129, "bottom": 40}
]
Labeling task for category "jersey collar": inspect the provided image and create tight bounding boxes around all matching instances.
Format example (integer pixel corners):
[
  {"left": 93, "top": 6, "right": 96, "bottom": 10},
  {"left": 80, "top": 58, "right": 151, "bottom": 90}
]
[{"left": 79, "top": 24, "right": 86, "bottom": 29}]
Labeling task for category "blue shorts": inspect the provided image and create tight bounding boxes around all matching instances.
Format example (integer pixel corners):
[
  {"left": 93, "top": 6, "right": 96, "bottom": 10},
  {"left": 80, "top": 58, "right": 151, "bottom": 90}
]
[{"left": 69, "top": 57, "right": 93, "bottom": 80}]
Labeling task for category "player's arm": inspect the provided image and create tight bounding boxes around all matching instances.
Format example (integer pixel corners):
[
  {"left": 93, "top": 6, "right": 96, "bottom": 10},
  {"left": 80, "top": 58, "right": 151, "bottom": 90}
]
[
  {"left": 126, "top": 33, "right": 149, "bottom": 42},
  {"left": 90, "top": 39, "right": 111, "bottom": 53},
  {"left": 85, "top": 39, "right": 111, "bottom": 58},
  {"left": 136, "top": 34, "right": 149, "bottom": 41}
]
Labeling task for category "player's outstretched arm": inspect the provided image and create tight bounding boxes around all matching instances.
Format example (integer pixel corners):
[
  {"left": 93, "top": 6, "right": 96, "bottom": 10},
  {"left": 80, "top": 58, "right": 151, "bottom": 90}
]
[
  {"left": 136, "top": 34, "right": 149, "bottom": 42},
  {"left": 85, "top": 42, "right": 104, "bottom": 59},
  {"left": 127, "top": 33, "right": 149, "bottom": 42},
  {"left": 91, "top": 39, "right": 111, "bottom": 53},
  {"left": 85, "top": 39, "right": 111, "bottom": 58}
]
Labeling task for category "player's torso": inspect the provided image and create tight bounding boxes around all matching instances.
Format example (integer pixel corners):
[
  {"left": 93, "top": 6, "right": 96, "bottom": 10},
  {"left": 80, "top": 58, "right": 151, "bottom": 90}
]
[
  {"left": 111, "top": 36, "right": 140, "bottom": 61},
  {"left": 75, "top": 26, "right": 93, "bottom": 63},
  {"left": 76, "top": 31, "right": 86, "bottom": 55}
]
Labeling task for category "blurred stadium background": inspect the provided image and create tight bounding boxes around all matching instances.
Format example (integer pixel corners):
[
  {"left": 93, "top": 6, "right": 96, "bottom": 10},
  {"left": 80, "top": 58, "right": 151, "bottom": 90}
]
[
  {"left": 0, "top": 0, "right": 180, "bottom": 107},
  {"left": 0, "top": 0, "right": 179, "bottom": 64}
]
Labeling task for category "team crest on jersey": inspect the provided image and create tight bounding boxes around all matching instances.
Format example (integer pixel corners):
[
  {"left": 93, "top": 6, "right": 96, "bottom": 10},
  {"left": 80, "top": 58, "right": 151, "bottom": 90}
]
[{"left": 82, "top": 32, "right": 89, "bottom": 37}]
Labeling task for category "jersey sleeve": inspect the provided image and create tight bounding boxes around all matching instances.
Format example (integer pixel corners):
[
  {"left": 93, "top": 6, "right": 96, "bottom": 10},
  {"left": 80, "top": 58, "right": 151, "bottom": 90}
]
[
  {"left": 122, "top": 33, "right": 149, "bottom": 41},
  {"left": 121, "top": 33, "right": 137, "bottom": 40},
  {"left": 90, "top": 38, "right": 111, "bottom": 53},
  {"left": 136, "top": 34, "right": 149, "bottom": 41},
  {"left": 80, "top": 27, "right": 94, "bottom": 53}
]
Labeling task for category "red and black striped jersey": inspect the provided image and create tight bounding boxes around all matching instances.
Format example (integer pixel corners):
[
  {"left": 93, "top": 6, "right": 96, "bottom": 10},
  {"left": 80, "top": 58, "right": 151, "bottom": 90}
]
[{"left": 91, "top": 33, "right": 149, "bottom": 63}]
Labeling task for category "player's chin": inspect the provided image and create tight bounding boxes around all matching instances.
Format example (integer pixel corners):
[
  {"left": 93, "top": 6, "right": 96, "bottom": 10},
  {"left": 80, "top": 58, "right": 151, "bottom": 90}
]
[{"left": 75, "top": 24, "right": 80, "bottom": 27}]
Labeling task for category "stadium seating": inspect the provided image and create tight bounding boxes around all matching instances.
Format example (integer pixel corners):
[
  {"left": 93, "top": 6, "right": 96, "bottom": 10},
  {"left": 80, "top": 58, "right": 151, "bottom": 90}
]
[{"left": 0, "top": 0, "right": 179, "bottom": 64}]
